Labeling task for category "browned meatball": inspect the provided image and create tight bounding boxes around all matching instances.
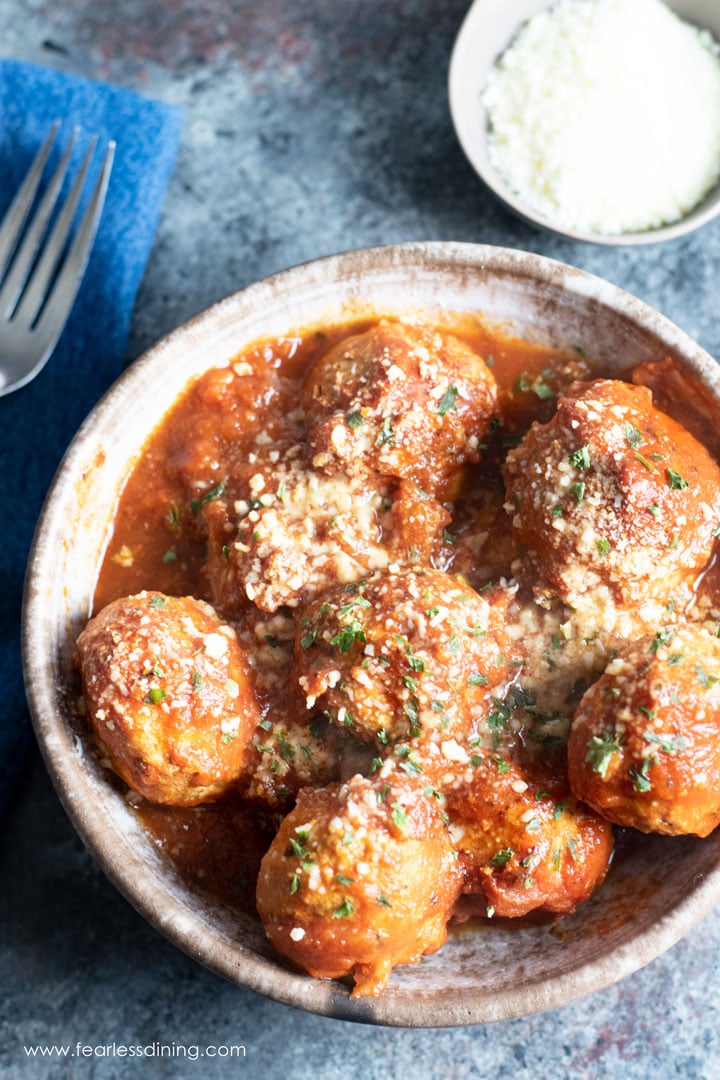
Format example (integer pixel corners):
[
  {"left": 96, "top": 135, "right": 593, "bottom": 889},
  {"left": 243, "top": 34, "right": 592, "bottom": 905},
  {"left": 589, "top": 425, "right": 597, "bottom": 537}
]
[
  {"left": 292, "top": 568, "right": 516, "bottom": 746},
  {"left": 568, "top": 626, "right": 720, "bottom": 836},
  {"left": 303, "top": 320, "right": 498, "bottom": 494},
  {"left": 240, "top": 716, "right": 342, "bottom": 810},
  {"left": 77, "top": 592, "right": 260, "bottom": 806},
  {"left": 503, "top": 379, "right": 720, "bottom": 607},
  {"left": 444, "top": 747, "right": 613, "bottom": 918},
  {"left": 256, "top": 769, "right": 461, "bottom": 996},
  {"left": 205, "top": 463, "right": 396, "bottom": 614},
  {"left": 204, "top": 463, "right": 451, "bottom": 617}
]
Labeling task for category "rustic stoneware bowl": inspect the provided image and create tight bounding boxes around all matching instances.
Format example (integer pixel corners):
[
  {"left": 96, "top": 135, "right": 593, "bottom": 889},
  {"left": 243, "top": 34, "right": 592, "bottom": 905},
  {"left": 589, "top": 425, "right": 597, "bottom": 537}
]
[
  {"left": 23, "top": 243, "right": 720, "bottom": 1025},
  {"left": 449, "top": 0, "right": 720, "bottom": 245}
]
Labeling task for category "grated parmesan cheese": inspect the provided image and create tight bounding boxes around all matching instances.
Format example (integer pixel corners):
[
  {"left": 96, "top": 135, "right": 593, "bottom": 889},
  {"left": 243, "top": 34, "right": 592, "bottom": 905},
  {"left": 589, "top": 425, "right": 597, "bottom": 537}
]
[{"left": 482, "top": 0, "right": 720, "bottom": 234}]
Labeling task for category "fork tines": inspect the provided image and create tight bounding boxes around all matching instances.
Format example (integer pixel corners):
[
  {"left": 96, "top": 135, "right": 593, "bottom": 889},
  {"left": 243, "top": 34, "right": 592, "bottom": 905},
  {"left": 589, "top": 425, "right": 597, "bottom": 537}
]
[{"left": 0, "top": 122, "right": 114, "bottom": 334}]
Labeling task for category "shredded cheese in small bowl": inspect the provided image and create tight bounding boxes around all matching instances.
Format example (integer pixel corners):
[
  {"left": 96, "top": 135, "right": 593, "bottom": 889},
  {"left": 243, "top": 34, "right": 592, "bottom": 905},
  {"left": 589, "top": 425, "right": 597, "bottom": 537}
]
[{"left": 449, "top": 0, "right": 720, "bottom": 244}]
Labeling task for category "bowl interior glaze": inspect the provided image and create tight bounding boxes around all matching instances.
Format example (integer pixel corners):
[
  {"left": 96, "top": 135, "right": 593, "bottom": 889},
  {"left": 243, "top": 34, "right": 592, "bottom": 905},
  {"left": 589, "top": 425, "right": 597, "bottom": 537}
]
[
  {"left": 448, "top": 0, "right": 720, "bottom": 245},
  {"left": 22, "top": 243, "right": 720, "bottom": 1026}
]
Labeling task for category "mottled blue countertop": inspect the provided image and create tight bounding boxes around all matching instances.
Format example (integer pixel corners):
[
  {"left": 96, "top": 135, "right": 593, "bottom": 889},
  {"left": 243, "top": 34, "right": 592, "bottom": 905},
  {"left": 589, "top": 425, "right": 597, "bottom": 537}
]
[{"left": 2, "top": 2, "right": 720, "bottom": 1077}]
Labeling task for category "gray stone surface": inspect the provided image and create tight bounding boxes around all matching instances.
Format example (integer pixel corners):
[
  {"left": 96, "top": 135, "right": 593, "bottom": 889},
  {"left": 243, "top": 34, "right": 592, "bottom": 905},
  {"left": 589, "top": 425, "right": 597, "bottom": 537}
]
[{"left": 3, "top": 0, "right": 720, "bottom": 1076}]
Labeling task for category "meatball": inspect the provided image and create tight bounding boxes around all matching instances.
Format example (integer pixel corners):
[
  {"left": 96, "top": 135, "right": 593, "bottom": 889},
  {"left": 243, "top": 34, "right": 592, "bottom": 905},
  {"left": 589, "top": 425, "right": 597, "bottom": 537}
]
[
  {"left": 444, "top": 747, "right": 613, "bottom": 918},
  {"left": 241, "top": 717, "right": 342, "bottom": 809},
  {"left": 568, "top": 626, "right": 720, "bottom": 836},
  {"left": 205, "top": 465, "right": 395, "bottom": 613},
  {"left": 303, "top": 320, "right": 498, "bottom": 494},
  {"left": 77, "top": 592, "right": 260, "bottom": 806},
  {"left": 292, "top": 568, "right": 516, "bottom": 745},
  {"left": 503, "top": 379, "right": 720, "bottom": 607},
  {"left": 256, "top": 769, "right": 461, "bottom": 996}
]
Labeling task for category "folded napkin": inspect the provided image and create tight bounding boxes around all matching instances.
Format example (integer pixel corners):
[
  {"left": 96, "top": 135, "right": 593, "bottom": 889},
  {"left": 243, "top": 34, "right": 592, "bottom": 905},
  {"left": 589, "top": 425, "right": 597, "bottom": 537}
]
[{"left": 0, "top": 60, "right": 182, "bottom": 816}]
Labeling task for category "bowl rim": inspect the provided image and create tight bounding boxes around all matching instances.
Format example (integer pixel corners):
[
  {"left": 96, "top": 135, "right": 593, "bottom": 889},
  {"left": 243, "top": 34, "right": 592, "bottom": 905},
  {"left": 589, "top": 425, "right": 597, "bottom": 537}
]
[
  {"left": 447, "top": 0, "right": 720, "bottom": 246},
  {"left": 21, "top": 240, "right": 720, "bottom": 1026}
]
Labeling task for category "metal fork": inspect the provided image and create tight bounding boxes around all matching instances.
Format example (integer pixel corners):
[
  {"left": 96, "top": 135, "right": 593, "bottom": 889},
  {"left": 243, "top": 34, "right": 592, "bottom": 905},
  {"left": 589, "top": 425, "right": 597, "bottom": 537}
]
[{"left": 0, "top": 122, "right": 115, "bottom": 396}]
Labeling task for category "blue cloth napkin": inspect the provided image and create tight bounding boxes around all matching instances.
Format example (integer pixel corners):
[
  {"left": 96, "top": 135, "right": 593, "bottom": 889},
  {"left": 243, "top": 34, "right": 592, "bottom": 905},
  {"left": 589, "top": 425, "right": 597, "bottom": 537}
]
[{"left": 0, "top": 60, "right": 182, "bottom": 816}]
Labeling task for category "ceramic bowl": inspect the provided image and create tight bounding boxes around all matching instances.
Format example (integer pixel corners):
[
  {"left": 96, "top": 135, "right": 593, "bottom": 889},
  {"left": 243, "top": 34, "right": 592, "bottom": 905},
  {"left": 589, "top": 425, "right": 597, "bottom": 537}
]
[
  {"left": 22, "top": 243, "right": 720, "bottom": 1025},
  {"left": 449, "top": 0, "right": 720, "bottom": 245}
]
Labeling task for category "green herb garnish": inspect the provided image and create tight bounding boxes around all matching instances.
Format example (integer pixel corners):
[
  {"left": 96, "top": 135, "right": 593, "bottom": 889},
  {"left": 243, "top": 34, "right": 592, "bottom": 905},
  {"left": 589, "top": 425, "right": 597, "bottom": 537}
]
[
  {"left": 585, "top": 731, "right": 621, "bottom": 778},
  {"left": 438, "top": 385, "right": 460, "bottom": 416}
]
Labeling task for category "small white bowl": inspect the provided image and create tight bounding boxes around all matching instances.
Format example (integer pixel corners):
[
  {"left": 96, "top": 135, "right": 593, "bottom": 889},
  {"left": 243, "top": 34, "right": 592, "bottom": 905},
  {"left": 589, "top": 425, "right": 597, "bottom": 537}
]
[
  {"left": 22, "top": 243, "right": 720, "bottom": 1024},
  {"left": 449, "top": 0, "right": 720, "bottom": 245}
]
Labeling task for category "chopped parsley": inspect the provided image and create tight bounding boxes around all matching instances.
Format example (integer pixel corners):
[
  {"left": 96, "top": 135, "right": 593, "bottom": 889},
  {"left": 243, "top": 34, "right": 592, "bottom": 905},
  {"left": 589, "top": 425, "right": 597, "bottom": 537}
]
[
  {"left": 346, "top": 411, "right": 364, "bottom": 428},
  {"left": 468, "top": 672, "right": 488, "bottom": 687},
  {"left": 630, "top": 760, "right": 652, "bottom": 793},
  {"left": 649, "top": 627, "right": 675, "bottom": 654},
  {"left": 391, "top": 802, "right": 409, "bottom": 829},
  {"left": 624, "top": 422, "right": 644, "bottom": 449},
  {"left": 377, "top": 894, "right": 392, "bottom": 908},
  {"left": 190, "top": 479, "right": 226, "bottom": 514},
  {"left": 569, "top": 444, "right": 591, "bottom": 470},
  {"left": 376, "top": 416, "right": 394, "bottom": 446},
  {"left": 585, "top": 731, "right": 621, "bottom": 778},
  {"left": 144, "top": 687, "right": 167, "bottom": 705},
  {"left": 443, "top": 528, "right": 458, "bottom": 545},
  {"left": 643, "top": 732, "right": 686, "bottom": 754},
  {"left": 571, "top": 481, "right": 585, "bottom": 504},
  {"left": 277, "top": 734, "right": 296, "bottom": 761},
  {"left": 148, "top": 595, "right": 167, "bottom": 609},
  {"left": 566, "top": 838, "right": 580, "bottom": 863},
  {"left": 333, "top": 898, "right": 354, "bottom": 919},
  {"left": 486, "top": 701, "right": 510, "bottom": 748},
  {"left": 162, "top": 549, "right": 177, "bottom": 564},
  {"left": 647, "top": 504, "right": 660, "bottom": 518},
  {"left": 437, "top": 385, "right": 460, "bottom": 416},
  {"left": 596, "top": 537, "right": 611, "bottom": 557},
  {"left": 336, "top": 873, "right": 355, "bottom": 887},
  {"left": 288, "top": 833, "right": 313, "bottom": 862},
  {"left": 634, "top": 452, "right": 659, "bottom": 475},
  {"left": 403, "top": 698, "right": 420, "bottom": 735},
  {"left": 191, "top": 670, "right": 204, "bottom": 693},
  {"left": 491, "top": 848, "right": 514, "bottom": 869},
  {"left": 330, "top": 620, "right": 367, "bottom": 653},
  {"left": 551, "top": 504, "right": 563, "bottom": 518},
  {"left": 667, "top": 468, "right": 689, "bottom": 491},
  {"left": 532, "top": 379, "right": 555, "bottom": 400},
  {"left": 697, "top": 664, "right": 719, "bottom": 689},
  {"left": 300, "top": 629, "right": 318, "bottom": 649}
]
